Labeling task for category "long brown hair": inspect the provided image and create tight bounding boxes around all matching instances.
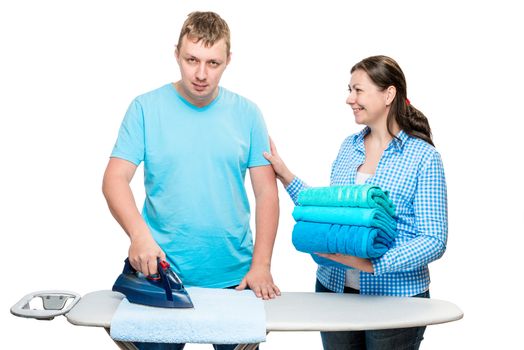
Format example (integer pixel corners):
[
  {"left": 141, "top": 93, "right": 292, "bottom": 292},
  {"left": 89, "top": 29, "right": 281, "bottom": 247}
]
[{"left": 351, "top": 55, "right": 434, "bottom": 146}]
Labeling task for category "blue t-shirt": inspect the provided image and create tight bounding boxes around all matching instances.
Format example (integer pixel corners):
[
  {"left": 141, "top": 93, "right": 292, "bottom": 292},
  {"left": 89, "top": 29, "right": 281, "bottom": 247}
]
[{"left": 111, "top": 83, "right": 270, "bottom": 288}]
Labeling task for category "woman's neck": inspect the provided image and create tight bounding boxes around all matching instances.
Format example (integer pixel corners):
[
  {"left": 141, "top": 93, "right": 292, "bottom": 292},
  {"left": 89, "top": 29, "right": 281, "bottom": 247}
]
[{"left": 366, "top": 120, "right": 400, "bottom": 148}]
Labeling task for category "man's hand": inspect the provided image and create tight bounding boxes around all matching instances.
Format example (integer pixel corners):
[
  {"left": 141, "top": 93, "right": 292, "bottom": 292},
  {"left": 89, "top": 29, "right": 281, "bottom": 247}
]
[
  {"left": 235, "top": 265, "right": 281, "bottom": 300},
  {"left": 103, "top": 157, "right": 166, "bottom": 276},
  {"left": 128, "top": 233, "right": 166, "bottom": 276}
]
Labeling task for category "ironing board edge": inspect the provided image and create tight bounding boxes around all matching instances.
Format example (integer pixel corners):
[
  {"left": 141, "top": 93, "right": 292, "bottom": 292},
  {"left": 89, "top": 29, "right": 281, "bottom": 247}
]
[
  {"left": 64, "top": 290, "right": 463, "bottom": 332},
  {"left": 66, "top": 290, "right": 124, "bottom": 327}
]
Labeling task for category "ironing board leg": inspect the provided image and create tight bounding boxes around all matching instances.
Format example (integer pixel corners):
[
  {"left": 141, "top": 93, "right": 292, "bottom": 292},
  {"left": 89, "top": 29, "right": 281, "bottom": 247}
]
[
  {"left": 232, "top": 330, "right": 267, "bottom": 350},
  {"left": 105, "top": 328, "right": 139, "bottom": 350},
  {"left": 234, "top": 344, "right": 260, "bottom": 350}
]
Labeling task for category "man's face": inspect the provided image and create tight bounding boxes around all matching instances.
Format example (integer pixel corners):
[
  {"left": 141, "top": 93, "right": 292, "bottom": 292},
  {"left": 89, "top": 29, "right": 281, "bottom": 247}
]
[{"left": 175, "top": 35, "right": 230, "bottom": 107}]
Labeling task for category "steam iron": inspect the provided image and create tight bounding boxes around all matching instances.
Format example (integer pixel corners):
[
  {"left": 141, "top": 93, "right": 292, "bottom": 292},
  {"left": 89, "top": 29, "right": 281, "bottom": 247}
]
[{"left": 112, "top": 258, "right": 194, "bottom": 308}]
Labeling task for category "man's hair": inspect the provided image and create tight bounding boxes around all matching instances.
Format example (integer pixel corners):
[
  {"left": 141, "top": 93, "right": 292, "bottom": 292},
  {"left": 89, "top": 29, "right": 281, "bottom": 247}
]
[{"left": 176, "top": 11, "right": 231, "bottom": 54}]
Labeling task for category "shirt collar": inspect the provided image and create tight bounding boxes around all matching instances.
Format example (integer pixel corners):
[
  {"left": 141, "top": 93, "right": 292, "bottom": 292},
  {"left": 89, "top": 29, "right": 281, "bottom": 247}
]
[
  {"left": 352, "top": 127, "right": 409, "bottom": 152},
  {"left": 352, "top": 127, "right": 370, "bottom": 153},
  {"left": 391, "top": 129, "right": 409, "bottom": 151}
]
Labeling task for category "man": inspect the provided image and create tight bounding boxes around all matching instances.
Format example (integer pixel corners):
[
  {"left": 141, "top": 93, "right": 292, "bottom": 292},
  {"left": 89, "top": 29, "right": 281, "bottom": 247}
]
[{"left": 103, "top": 10, "right": 279, "bottom": 320}]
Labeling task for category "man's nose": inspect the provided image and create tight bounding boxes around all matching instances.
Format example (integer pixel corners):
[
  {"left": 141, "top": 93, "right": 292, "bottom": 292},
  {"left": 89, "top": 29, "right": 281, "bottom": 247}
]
[{"left": 196, "top": 63, "right": 207, "bottom": 81}]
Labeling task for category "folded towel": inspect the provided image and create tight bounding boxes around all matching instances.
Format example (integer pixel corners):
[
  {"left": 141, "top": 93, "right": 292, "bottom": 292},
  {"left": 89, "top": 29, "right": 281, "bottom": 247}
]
[
  {"left": 292, "top": 221, "right": 396, "bottom": 259},
  {"left": 110, "top": 287, "right": 266, "bottom": 344},
  {"left": 292, "top": 206, "right": 397, "bottom": 238},
  {"left": 297, "top": 185, "right": 396, "bottom": 217}
]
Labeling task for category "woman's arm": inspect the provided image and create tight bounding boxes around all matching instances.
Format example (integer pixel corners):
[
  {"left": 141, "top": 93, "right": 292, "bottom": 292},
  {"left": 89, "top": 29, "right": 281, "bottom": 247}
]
[
  {"left": 372, "top": 151, "right": 448, "bottom": 275},
  {"left": 263, "top": 138, "right": 295, "bottom": 187},
  {"left": 263, "top": 137, "right": 310, "bottom": 205}
]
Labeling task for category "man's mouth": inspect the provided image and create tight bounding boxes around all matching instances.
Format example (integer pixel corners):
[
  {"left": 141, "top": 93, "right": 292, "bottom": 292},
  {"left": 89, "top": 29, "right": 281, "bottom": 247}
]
[{"left": 193, "top": 82, "right": 207, "bottom": 90}]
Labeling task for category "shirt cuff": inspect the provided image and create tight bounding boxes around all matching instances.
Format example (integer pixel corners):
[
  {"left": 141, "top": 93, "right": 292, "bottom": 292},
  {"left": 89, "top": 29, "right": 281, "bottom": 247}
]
[
  {"left": 285, "top": 177, "right": 306, "bottom": 205},
  {"left": 370, "top": 255, "right": 390, "bottom": 276}
]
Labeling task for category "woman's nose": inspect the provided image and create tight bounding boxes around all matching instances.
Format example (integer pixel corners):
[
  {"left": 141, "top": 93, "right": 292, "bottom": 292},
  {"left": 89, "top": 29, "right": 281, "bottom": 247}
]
[{"left": 346, "top": 91, "right": 355, "bottom": 105}]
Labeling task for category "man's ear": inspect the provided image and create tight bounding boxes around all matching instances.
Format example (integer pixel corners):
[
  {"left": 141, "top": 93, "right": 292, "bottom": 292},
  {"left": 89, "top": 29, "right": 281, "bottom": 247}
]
[
  {"left": 175, "top": 48, "right": 179, "bottom": 59},
  {"left": 226, "top": 52, "right": 232, "bottom": 66}
]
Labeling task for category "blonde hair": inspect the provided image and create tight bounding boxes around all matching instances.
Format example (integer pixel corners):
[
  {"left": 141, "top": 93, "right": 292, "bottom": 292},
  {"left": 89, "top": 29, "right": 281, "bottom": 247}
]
[{"left": 177, "top": 11, "right": 231, "bottom": 54}]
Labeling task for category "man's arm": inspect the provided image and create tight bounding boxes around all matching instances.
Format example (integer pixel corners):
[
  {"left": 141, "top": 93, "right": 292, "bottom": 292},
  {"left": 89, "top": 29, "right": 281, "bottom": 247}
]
[
  {"left": 235, "top": 165, "right": 280, "bottom": 299},
  {"left": 102, "top": 157, "right": 165, "bottom": 275}
]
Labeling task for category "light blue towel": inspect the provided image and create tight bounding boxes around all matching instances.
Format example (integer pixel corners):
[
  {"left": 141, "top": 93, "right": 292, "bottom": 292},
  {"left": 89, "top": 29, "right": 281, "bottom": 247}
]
[
  {"left": 292, "top": 221, "right": 396, "bottom": 259},
  {"left": 292, "top": 206, "right": 397, "bottom": 238},
  {"left": 297, "top": 185, "right": 396, "bottom": 217},
  {"left": 110, "top": 287, "right": 266, "bottom": 344}
]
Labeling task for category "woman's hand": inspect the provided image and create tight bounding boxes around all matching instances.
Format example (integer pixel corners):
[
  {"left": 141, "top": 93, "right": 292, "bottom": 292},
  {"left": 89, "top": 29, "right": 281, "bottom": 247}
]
[
  {"left": 316, "top": 253, "right": 375, "bottom": 273},
  {"left": 263, "top": 137, "right": 295, "bottom": 187}
]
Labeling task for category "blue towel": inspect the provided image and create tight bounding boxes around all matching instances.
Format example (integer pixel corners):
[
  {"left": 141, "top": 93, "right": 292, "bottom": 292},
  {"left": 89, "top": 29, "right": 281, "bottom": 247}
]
[
  {"left": 292, "top": 206, "right": 397, "bottom": 238},
  {"left": 110, "top": 287, "right": 266, "bottom": 344},
  {"left": 298, "top": 185, "right": 396, "bottom": 217},
  {"left": 292, "top": 221, "right": 396, "bottom": 259}
]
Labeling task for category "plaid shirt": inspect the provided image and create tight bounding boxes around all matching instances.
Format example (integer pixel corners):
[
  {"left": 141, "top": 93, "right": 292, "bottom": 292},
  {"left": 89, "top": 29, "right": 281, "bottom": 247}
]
[{"left": 287, "top": 127, "right": 447, "bottom": 296}]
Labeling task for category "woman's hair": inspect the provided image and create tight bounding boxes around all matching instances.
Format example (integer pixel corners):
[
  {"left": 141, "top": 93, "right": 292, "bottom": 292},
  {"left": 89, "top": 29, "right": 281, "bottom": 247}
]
[{"left": 351, "top": 55, "right": 434, "bottom": 146}]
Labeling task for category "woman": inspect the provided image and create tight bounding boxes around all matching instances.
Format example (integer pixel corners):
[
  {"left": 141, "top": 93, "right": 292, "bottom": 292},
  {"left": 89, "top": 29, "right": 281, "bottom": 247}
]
[{"left": 264, "top": 55, "right": 447, "bottom": 349}]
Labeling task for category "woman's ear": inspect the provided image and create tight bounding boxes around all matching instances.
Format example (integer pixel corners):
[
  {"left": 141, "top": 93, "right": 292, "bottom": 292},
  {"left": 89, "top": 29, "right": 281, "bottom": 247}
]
[{"left": 385, "top": 86, "right": 397, "bottom": 106}]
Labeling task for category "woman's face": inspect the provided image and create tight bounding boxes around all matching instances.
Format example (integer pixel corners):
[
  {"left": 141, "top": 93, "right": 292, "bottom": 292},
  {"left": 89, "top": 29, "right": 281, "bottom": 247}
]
[{"left": 346, "top": 69, "right": 390, "bottom": 126}]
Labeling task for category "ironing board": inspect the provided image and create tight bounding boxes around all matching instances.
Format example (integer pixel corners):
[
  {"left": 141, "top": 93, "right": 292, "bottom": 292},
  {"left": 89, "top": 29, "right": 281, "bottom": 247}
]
[{"left": 58, "top": 290, "right": 463, "bottom": 350}]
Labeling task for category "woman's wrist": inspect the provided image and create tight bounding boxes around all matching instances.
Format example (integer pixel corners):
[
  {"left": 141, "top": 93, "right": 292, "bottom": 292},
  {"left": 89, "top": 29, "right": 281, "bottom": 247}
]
[{"left": 279, "top": 170, "right": 295, "bottom": 188}]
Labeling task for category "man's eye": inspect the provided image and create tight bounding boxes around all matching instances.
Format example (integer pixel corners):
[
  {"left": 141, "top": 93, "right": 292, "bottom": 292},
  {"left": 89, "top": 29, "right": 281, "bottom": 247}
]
[{"left": 209, "top": 61, "right": 219, "bottom": 67}]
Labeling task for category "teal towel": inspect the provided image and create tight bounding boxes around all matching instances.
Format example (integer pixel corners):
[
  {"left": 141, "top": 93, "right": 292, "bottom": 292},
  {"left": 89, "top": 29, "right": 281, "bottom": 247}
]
[
  {"left": 292, "top": 206, "right": 397, "bottom": 238},
  {"left": 297, "top": 185, "right": 396, "bottom": 217},
  {"left": 292, "top": 221, "right": 396, "bottom": 259}
]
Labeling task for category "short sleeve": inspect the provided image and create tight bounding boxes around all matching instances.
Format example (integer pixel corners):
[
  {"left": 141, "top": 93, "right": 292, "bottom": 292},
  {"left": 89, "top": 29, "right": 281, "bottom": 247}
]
[
  {"left": 247, "top": 104, "right": 270, "bottom": 168},
  {"left": 110, "top": 99, "right": 145, "bottom": 166}
]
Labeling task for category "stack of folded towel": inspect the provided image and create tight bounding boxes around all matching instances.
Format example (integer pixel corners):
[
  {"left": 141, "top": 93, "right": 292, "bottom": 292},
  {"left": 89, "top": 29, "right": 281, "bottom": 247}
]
[{"left": 291, "top": 185, "right": 398, "bottom": 268}]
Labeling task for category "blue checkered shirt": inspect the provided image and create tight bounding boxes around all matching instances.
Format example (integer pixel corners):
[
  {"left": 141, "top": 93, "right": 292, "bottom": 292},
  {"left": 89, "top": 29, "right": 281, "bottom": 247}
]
[{"left": 286, "top": 127, "right": 447, "bottom": 296}]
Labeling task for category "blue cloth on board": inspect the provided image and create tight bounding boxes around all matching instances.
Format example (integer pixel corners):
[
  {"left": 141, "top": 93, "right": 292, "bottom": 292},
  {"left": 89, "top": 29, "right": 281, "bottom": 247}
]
[{"left": 110, "top": 287, "right": 266, "bottom": 344}]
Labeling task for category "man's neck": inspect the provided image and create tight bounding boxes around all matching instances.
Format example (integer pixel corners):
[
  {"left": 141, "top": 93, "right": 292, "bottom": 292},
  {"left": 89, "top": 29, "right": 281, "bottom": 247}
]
[{"left": 173, "top": 81, "right": 219, "bottom": 108}]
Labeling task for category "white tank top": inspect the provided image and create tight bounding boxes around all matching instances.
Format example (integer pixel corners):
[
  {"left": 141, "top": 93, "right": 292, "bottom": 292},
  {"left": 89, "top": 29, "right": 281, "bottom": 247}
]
[{"left": 345, "top": 172, "right": 372, "bottom": 289}]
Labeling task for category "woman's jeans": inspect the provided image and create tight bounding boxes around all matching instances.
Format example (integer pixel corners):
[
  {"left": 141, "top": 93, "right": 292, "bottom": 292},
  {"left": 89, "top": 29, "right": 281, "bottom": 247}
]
[{"left": 315, "top": 279, "right": 428, "bottom": 350}]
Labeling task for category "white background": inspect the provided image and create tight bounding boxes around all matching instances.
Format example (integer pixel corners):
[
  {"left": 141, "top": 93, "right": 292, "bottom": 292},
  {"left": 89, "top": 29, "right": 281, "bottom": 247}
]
[{"left": 2, "top": 1, "right": 523, "bottom": 349}]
